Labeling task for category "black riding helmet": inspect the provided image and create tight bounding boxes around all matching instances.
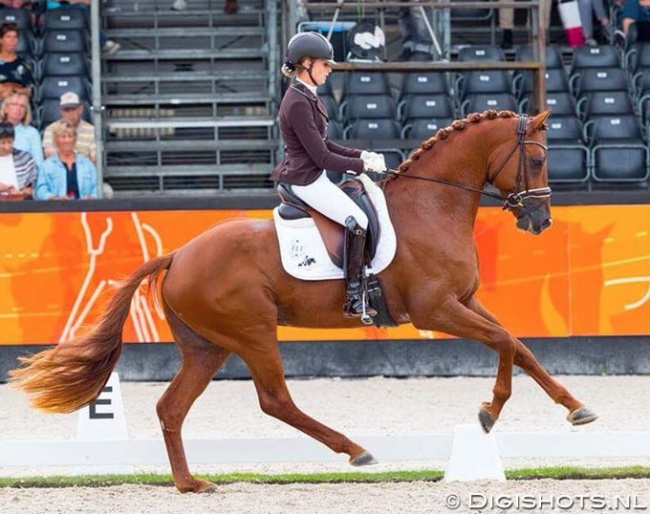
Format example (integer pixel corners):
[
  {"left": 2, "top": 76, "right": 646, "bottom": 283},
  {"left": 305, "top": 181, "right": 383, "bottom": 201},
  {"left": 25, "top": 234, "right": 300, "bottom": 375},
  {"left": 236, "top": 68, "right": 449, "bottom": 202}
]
[{"left": 286, "top": 31, "right": 337, "bottom": 67}]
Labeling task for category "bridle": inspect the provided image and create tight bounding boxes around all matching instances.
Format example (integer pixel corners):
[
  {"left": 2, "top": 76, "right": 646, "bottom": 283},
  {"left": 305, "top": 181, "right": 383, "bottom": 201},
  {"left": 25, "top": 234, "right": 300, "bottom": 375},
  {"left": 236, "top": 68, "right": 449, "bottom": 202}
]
[{"left": 383, "top": 114, "right": 551, "bottom": 212}]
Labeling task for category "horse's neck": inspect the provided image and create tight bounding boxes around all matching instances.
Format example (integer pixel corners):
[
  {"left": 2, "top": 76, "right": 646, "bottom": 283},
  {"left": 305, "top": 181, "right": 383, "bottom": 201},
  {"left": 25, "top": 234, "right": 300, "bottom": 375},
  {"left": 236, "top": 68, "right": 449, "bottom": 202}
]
[{"left": 386, "top": 134, "right": 487, "bottom": 241}]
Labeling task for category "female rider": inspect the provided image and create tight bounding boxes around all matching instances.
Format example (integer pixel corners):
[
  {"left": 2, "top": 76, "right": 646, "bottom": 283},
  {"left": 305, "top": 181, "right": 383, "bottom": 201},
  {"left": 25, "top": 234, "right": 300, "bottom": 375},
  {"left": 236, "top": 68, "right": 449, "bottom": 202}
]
[{"left": 270, "top": 31, "right": 387, "bottom": 319}]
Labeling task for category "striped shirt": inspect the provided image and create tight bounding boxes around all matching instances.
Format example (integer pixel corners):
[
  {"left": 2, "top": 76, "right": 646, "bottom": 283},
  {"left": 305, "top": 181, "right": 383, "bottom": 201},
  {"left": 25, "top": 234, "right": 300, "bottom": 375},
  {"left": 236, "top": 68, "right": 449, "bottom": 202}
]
[
  {"left": 42, "top": 120, "right": 96, "bottom": 161},
  {"left": 0, "top": 149, "right": 36, "bottom": 191}
]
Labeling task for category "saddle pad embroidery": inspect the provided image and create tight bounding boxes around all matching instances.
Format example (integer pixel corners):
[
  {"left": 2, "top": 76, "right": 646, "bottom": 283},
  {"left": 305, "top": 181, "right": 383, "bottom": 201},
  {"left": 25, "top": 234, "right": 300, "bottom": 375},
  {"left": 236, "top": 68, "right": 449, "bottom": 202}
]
[{"left": 273, "top": 175, "right": 397, "bottom": 281}]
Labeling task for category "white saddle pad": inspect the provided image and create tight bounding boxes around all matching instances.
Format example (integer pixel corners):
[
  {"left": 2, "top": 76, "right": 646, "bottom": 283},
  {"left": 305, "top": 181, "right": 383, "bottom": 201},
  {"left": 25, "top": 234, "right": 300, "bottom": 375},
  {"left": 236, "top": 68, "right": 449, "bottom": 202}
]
[{"left": 273, "top": 174, "right": 397, "bottom": 281}]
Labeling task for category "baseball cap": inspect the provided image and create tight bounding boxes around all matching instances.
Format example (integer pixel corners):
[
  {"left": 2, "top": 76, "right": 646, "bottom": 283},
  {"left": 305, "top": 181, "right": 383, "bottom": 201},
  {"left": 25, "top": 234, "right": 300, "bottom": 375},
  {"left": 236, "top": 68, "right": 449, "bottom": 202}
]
[{"left": 60, "top": 92, "right": 81, "bottom": 108}]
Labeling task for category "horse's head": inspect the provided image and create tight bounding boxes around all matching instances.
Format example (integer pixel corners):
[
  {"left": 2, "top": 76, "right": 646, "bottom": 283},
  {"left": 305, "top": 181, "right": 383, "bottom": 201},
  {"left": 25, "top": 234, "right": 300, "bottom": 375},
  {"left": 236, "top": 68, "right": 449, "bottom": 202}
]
[{"left": 488, "top": 109, "right": 552, "bottom": 235}]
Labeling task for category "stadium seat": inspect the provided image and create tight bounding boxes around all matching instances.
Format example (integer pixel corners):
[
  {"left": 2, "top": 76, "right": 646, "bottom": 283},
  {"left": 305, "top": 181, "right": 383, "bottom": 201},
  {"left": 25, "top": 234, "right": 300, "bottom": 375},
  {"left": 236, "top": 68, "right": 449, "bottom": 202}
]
[
  {"left": 401, "top": 118, "right": 453, "bottom": 145},
  {"left": 344, "top": 118, "right": 402, "bottom": 140},
  {"left": 570, "top": 45, "right": 621, "bottom": 74},
  {"left": 514, "top": 68, "right": 570, "bottom": 98},
  {"left": 326, "top": 119, "right": 343, "bottom": 140},
  {"left": 457, "top": 70, "right": 512, "bottom": 98},
  {"left": 41, "top": 29, "right": 88, "bottom": 55},
  {"left": 572, "top": 68, "right": 629, "bottom": 104},
  {"left": 576, "top": 90, "right": 635, "bottom": 120},
  {"left": 40, "top": 52, "right": 88, "bottom": 79},
  {"left": 457, "top": 45, "right": 505, "bottom": 62},
  {"left": 340, "top": 93, "right": 396, "bottom": 122},
  {"left": 520, "top": 91, "right": 578, "bottom": 116},
  {"left": 38, "top": 75, "right": 90, "bottom": 102},
  {"left": 342, "top": 71, "right": 391, "bottom": 96},
  {"left": 546, "top": 116, "right": 590, "bottom": 183},
  {"left": 0, "top": 7, "right": 32, "bottom": 31},
  {"left": 584, "top": 114, "right": 649, "bottom": 182},
  {"left": 516, "top": 45, "right": 564, "bottom": 69},
  {"left": 461, "top": 92, "right": 518, "bottom": 116},
  {"left": 625, "top": 42, "right": 650, "bottom": 74},
  {"left": 320, "top": 94, "right": 339, "bottom": 121},
  {"left": 400, "top": 71, "right": 450, "bottom": 97},
  {"left": 398, "top": 94, "right": 455, "bottom": 121},
  {"left": 42, "top": 6, "right": 89, "bottom": 31}
]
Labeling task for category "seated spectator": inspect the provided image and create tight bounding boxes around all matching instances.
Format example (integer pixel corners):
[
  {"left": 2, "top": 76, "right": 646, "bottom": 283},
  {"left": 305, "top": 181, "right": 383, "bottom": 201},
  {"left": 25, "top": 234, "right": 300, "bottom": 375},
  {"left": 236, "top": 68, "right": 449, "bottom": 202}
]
[
  {"left": 622, "top": 0, "right": 650, "bottom": 41},
  {"left": 0, "top": 91, "right": 42, "bottom": 170},
  {"left": 36, "top": 119, "right": 98, "bottom": 200},
  {"left": 0, "top": 120, "right": 35, "bottom": 200},
  {"left": 43, "top": 92, "right": 95, "bottom": 162},
  {"left": 0, "top": 22, "right": 33, "bottom": 101}
]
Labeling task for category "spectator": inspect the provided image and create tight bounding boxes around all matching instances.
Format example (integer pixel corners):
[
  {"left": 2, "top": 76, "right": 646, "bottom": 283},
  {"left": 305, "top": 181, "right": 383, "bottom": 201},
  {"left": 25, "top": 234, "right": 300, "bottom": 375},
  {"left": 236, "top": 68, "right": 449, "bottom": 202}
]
[
  {"left": 0, "top": 22, "right": 33, "bottom": 101},
  {"left": 36, "top": 119, "right": 98, "bottom": 200},
  {"left": 0, "top": 91, "right": 42, "bottom": 171},
  {"left": 500, "top": 0, "right": 553, "bottom": 49},
  {"left": 0, "top": 120, "right": 35, "bottom": 200},
  {"left": 43, "top": 91, "right": 95, "bottom": 162},
  {"left": 580, "top": 0, "right": 610, "bottom": 45},
  {"left": 398, "top": 0, "right": 435, "bottom": 61},
  {"left": 622, "top": 0, "right": 650, "bottom": 41}
]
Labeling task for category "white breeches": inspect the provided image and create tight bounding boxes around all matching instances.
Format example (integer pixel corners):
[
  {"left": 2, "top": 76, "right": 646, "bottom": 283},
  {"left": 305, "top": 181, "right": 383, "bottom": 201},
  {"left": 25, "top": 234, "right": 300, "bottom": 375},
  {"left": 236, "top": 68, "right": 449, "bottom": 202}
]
[{"left": 291, "top": 171, "right": 369, "bottom": 229}]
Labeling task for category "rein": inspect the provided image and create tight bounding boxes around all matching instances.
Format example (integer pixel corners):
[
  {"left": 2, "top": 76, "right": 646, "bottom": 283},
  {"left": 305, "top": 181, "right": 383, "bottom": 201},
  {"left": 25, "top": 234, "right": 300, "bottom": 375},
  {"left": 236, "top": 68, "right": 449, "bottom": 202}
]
[{"left": 380, "top": 114, "right": 551, "bottom": 211}]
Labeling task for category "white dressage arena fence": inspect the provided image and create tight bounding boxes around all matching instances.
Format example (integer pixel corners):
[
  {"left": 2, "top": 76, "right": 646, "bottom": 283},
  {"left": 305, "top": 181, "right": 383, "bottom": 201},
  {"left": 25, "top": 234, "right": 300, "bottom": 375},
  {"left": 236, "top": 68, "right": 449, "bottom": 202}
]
[{"left": 2, "top": 374, "right": 650, "bottom": 480}]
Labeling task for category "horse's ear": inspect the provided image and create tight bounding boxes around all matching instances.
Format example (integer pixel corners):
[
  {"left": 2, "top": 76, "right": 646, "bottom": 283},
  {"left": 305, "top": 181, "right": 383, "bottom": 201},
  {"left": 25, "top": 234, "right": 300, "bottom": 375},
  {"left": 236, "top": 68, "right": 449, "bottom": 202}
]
[{"left": 527, "top": 108, "right": 551, "bottom": 133}]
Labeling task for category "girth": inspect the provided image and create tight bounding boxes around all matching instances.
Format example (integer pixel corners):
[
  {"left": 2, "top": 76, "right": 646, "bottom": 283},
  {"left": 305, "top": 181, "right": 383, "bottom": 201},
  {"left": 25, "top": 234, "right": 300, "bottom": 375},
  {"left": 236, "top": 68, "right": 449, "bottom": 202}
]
[{"left": 276, "top": 178, "right": 381, "bottom": 268}]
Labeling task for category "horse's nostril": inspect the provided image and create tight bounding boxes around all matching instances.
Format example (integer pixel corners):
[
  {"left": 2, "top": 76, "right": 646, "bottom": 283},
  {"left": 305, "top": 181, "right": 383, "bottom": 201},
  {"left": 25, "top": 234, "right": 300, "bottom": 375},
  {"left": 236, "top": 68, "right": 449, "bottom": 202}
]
[{"left": 542, "top": 218, "right": 552, "bottom": 229}]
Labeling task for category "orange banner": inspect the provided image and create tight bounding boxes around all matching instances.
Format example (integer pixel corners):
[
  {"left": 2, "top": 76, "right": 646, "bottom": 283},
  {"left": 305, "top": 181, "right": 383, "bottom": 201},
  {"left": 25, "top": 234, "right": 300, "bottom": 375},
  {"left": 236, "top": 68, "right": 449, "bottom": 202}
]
[{"left": 1, "top": 205, "right": 648, "bottom": 345}]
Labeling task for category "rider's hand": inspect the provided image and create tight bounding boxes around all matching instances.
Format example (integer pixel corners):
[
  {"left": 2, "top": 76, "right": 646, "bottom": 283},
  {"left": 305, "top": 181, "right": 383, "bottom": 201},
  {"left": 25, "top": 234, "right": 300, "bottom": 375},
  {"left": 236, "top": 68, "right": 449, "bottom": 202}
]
[{"left": 361, "top": 152, "right": 387, "bottom": 173}]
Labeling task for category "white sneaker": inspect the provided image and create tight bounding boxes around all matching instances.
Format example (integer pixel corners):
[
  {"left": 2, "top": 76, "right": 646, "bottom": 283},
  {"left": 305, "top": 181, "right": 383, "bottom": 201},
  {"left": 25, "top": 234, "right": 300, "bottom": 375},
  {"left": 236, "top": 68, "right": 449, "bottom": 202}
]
[
  {"left": 171, "top": 0, "right": 187, "bottom": 10},
  {"left": 102, "top": 40, "right": 121, "bottom": 55}
]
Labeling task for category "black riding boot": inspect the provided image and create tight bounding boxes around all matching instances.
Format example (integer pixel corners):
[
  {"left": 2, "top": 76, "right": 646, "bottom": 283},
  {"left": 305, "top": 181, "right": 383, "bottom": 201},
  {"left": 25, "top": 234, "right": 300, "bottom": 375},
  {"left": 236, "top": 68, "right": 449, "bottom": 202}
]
[{"left": 343, "top": 216, "right": 377, "bottom": 319}]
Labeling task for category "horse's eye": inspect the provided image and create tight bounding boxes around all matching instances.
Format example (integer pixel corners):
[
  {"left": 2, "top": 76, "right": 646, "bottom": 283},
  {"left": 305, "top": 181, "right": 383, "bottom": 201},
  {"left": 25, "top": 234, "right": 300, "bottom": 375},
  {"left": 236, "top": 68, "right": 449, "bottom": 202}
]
[{"left": 531, "top": 156, "right": 545, "bottom": 168}]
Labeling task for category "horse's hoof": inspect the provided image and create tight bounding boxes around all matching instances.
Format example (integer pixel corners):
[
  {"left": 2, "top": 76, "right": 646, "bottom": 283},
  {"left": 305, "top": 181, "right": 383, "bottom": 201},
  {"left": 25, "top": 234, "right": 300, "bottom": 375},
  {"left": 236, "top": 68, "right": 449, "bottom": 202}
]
[
  {"left": 178, "top": 479, "right": 218, "bottom": 494},
  {"left": 350, "top": 450, "right": 378, "bottom": 466},
  {"left": 567, "top": 406, "right": 598, "bottom": 426},
  {"left": 478, "top": 408, "right": 497, "bottom": 434}
]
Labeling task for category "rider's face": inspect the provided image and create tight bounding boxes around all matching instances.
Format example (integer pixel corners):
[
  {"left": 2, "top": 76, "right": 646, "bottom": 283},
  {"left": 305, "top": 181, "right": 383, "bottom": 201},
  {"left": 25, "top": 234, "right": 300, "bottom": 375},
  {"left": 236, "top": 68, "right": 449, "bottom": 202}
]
[{"left": 303, "top": 58, "right": 332, "bottom": 86}]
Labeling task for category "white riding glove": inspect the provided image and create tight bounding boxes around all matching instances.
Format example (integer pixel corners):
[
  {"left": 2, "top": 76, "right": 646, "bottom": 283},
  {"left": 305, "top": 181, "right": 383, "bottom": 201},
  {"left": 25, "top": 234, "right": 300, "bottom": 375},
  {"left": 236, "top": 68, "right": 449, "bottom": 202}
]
[{"left": 361, "top": 151, "right": 388, "bottom": 173}]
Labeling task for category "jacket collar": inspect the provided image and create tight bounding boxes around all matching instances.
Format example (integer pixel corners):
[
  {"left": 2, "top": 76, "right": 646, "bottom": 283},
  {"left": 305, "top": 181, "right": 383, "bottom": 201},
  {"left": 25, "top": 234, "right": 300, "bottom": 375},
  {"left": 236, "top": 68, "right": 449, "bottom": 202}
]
[{"left": 290, "top": 79, "right": 329, "bottom": 121}]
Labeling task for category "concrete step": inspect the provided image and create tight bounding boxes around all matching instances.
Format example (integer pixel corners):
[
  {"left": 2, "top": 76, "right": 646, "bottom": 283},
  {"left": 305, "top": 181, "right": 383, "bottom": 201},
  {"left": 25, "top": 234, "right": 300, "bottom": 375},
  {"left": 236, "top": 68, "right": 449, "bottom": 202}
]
[{"left": 104, "top": 47, "right": 267, "bottom": 60}]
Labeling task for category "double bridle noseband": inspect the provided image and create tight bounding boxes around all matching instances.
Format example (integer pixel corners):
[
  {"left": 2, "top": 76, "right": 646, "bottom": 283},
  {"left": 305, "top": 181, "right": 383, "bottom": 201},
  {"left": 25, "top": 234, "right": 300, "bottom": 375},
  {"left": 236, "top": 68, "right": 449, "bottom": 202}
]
[{"left": 383, "top": 114, "right": 552, "bottom": 211}]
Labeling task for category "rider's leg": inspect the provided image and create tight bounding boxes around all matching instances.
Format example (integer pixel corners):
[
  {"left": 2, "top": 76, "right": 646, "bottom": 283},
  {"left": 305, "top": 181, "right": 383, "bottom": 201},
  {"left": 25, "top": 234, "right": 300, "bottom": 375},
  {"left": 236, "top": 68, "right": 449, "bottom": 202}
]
[
  {"left": 291, "top": 171, "right": 368, "bottom": 229},
  {"left": 343, "top": 216, "right": 377, "bottom": 318},
  {"left": 292, "top": 172, "right": 375, "bottom": 318}
]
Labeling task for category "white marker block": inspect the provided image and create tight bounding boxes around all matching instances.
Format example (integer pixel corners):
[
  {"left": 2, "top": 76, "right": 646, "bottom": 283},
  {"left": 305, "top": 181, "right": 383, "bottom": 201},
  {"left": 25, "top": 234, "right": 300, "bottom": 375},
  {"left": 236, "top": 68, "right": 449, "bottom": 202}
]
[{"left": 444, "top": 424, "right": 506, "bottom": 482}]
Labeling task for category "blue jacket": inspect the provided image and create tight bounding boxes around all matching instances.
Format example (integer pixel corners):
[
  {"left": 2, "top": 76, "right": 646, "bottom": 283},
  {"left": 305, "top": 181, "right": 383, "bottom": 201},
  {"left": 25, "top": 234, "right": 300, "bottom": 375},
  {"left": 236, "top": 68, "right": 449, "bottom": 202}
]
[{"left": 35, "top": 153, "right": 98, "bottom": 200}]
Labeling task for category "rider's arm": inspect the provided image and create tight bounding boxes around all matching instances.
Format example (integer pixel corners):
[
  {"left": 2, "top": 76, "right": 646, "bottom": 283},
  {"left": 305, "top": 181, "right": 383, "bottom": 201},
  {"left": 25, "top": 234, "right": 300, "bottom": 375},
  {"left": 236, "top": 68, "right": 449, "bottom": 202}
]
[
  {"left": 325, "top": 138, "right": 363, "bottom": 158},
  {"left": 289, "top": 101, "right": 365, "bottom": 174}
]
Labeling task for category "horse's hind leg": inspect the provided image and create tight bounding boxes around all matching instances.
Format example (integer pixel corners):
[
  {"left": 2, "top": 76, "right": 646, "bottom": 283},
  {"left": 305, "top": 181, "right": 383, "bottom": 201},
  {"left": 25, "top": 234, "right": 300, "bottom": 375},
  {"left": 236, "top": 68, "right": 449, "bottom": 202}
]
[
  {"left": 239, "top": 332, "right": 375, "bottom": 466},
  {"left": 157, "top": 306, "right": 232, "bottom": 493},
  {"left": 468, "top": 297, "right": 597, "bottom": 426}
]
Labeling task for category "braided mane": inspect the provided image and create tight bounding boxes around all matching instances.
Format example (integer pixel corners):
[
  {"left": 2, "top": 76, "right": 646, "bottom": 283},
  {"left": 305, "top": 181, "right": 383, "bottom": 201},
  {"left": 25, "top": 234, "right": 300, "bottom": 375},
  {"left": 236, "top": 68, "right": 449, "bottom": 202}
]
[{"left": 393, "top": 109, "right": 518, "bottom": 178}]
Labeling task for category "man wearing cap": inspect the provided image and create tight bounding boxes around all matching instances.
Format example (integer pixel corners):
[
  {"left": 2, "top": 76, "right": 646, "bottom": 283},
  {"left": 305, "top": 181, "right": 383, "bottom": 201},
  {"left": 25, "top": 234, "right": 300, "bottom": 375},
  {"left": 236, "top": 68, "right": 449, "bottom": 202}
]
[{"left": 42, "top": 92, "right": 96, "bottom": 163}]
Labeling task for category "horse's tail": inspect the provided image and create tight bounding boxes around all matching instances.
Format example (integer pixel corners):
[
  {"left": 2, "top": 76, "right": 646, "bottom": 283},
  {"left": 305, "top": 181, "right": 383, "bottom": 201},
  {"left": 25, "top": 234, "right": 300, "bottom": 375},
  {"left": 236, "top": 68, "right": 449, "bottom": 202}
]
[{"left": 9, "top": 253, "right": 174, "bottom": 414}]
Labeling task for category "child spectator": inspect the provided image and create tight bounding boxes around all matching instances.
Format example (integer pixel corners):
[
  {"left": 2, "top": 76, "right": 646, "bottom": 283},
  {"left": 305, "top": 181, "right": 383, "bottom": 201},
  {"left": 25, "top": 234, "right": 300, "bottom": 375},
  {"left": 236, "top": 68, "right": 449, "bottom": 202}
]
[{"left": 0, "top": 120, "right": 35, "bottom": 199}]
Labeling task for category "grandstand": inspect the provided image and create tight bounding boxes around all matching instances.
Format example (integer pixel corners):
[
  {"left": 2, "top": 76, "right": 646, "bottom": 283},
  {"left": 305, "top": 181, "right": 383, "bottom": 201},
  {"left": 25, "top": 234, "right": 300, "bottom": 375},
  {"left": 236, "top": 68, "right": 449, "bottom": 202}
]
[{"left": 7, "top": 0, "right": 650, "bottom": 197}]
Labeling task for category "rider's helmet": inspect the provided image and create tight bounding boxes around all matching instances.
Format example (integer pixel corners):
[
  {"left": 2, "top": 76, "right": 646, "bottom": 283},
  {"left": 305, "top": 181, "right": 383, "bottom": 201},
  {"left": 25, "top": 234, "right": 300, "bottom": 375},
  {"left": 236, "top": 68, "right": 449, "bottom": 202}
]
[{"left": 282, "top": 32, "right": 336, "bottom": 76}]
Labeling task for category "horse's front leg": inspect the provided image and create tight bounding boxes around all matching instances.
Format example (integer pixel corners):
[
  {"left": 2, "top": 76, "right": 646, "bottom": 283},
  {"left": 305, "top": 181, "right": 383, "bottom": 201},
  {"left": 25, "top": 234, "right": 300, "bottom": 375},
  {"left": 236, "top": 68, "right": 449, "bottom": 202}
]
[
  {"left": 466, "top": 296, "right": 598, "bottom": 426},
  {"left": 416, "top": 296, "right": 518, "bottom": 433}
]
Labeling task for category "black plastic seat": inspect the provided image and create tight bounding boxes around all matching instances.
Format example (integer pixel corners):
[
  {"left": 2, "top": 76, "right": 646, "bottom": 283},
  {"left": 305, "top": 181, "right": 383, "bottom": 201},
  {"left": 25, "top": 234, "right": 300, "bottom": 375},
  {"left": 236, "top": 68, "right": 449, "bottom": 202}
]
[
  {"left": 572, "top": 67, "right": 629, "bottom": 96},
  {"left": 320, "top": 94, "right": 339, "bottom": 121},
  {"left": 584, "top": 114, "right": 649, "bottom": 182},
  {"left": 570, "top": 45, "right": 621, "bottom": 74},
  {"left": 398, "top": 94, "right": 455, "bottom": 121},
  {"left": 0, "top": 7, "right": 32, "bottom": 31},
  {"left": 577, "top": 90, "right": 635, "bottom": 119},
  {"left": 40, "top": 52, "right": 88, "bottom": 78},
  {"left": 457, "top": 70, "right": 512, "bottom": 98},
  {"left": 342, "top": 71, "right": 391, "bottom": 96},
  {"left": 326, "top": 119, "right": 343, "bottom": 139},
  {"left": 546, "top": 116, "right": 590, "bottom": 183},
  {"left": 513, "top": 68, "right": 570, "bottom": 98},
  {"left": 42, "top": 6, "right": 88, "bottom": 31},
  {"left": 38, "top": 75, "right": 90, "bottom": 102},
  {"left": 402, "top": 117, "right": 454, "bottom": 142},
  {"left": 41, "top": 29, "right": 88, "bottom": 55},
  {"left": 344, "top": 118, "right": 402, "bottom": 140},
  {"left": 461, "top": 93, "right": 518, "bottom": 116},
  {"left": 341, "top": 93, "right": 396, "bottom": 121},
  {"left": 457, "top": 45, "right": 505, "bottom": 62},
  {"left": 516, "top": 45, "right": 564, "bottom": 69},
  {"left": 400, "top": 71, "right": 449, "bottom": 97}
]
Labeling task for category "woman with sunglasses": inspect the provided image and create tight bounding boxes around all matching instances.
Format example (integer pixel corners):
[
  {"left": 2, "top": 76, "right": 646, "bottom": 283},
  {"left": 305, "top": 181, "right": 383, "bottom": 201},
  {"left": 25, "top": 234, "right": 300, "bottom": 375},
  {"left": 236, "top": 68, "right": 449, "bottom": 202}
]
[{"left": 270, "top": 32, "right": 388, "bottom": 319}]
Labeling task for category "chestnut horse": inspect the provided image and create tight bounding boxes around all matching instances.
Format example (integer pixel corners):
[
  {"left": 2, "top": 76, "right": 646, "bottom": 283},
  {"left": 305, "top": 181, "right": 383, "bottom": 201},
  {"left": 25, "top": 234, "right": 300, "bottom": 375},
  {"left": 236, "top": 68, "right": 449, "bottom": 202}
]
[{"left": 10, "top": 109, "right": 597, "bottom": 493}]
